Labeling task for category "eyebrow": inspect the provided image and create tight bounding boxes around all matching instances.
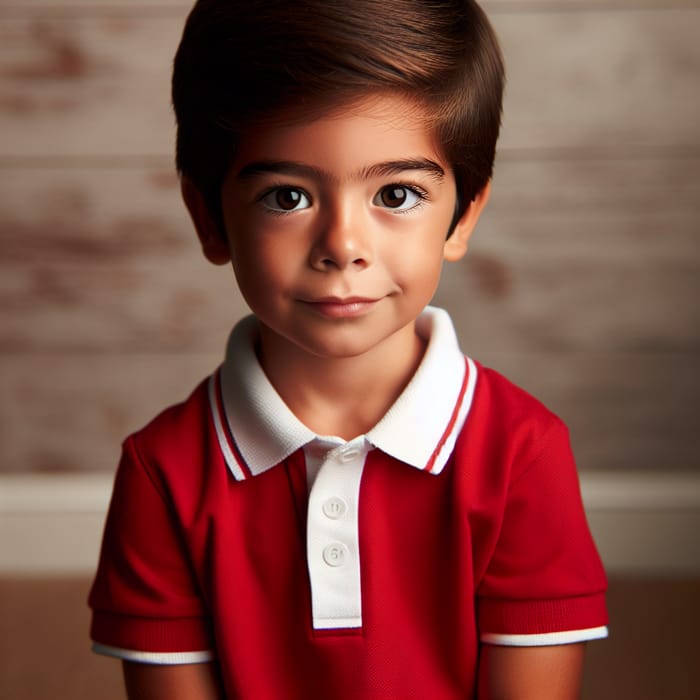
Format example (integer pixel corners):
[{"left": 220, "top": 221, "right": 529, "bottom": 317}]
[{"left": 236, "top": 158, "right": 446, "bottom": 183}]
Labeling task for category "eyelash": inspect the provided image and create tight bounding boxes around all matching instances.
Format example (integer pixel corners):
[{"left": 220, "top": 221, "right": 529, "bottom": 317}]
[
  {"left": 380, "top": 184, "right": 430, "bottom": 214},
  {"left": 257, "top": 183, "right": 311, "bottom": 216}
]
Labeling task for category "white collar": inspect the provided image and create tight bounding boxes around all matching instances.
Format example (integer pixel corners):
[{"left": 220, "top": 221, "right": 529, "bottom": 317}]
[{"left": 208, "top": 306, "right": 477, "bottom": 481}]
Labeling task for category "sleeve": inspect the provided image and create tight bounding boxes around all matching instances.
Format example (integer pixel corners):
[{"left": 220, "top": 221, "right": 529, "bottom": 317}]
[
  {"left": 476, "top": 419, "right": 608, "bottom": 646},
  {"left": 88, "top": 436, "right": 215, "bottom": 664}
]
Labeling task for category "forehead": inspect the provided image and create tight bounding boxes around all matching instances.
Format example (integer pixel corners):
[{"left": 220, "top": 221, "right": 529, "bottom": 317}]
[{"left": 229, "top": 93, "right": 446, "bottom": 176}]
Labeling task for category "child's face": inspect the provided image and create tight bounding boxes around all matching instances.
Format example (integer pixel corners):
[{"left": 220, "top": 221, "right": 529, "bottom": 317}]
[{"left": 214, "top": 93, "right": 480, "bottom": 362}]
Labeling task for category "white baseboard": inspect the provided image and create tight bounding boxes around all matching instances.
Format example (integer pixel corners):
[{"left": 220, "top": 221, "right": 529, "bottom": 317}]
[
  {"left": 0, "top": 474, "right": 112, "bottom": 575},
  {"left": 1, "top": 471, "right": 699, "bottom": 576}
]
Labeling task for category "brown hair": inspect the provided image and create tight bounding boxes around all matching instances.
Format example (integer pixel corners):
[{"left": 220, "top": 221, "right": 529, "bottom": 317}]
[{"left": 172, "top": 0, "right": 505, "bottom": 229}]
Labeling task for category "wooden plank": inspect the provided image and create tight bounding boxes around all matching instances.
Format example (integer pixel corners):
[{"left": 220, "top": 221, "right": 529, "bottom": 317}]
[
  {"left": 485, "top": 0, "right": 700, "bottom": 8},
  {"left": 0, "top": 15, "right": 184, "bottom": 158},
  {"left": 491, "top": 151, "right": 700, "bottom": 212},
  {"left": 1, "top": 1, "right": 190, "bottom": 10},
  {"left": 486, "top": 350, "right": 700, "bottom": 474},
  {"left": 0, "top": 167, "right": 186, "bottom": 260},
  {"left": 0, "top": 352, "right": 220, "bottom": 473},
  {"left": 492, "top": 9, "right": 700, "bottom": 151},
  {"left": 1, "top": 350, "right": 697, "bottom": 473},
  {"left": 0, "top": 166, "right": 193, "bottom": 276},
  {"left": 1, "top": 10, "right": 699, "bottom": 157}
]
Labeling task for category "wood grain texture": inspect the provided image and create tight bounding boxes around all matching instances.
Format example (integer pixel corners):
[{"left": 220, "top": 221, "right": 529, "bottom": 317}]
[
  {"left": 0, "top": 353, "right": 220, "bottom": 473},
  {"left": 2, "top": 0, "right": 191, "bottom": 9},
  {"left": 0, "top": 15, "right": 184, "bottom": 158},
  {"left": 492, "top": 10, "right": 700, "bottom": 151}
]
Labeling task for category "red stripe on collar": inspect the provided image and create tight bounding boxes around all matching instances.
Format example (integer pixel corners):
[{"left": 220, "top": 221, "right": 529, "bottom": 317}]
[
  {"left": 213, "top": 369, "right": 253, "bottom": 480},
  {"left": 423, "top": 356, "right": 470, "bottom": 474}
]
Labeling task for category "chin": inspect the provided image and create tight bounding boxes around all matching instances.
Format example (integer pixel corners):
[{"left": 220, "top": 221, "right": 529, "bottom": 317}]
[{"left": 287, "top": 328, "right": 388, "bottom": 361}]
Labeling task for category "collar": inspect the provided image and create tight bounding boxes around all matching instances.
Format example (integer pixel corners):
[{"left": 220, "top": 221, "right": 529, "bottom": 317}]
[{"left": 208, "top": 306, "right": 477, "bottom": 481}]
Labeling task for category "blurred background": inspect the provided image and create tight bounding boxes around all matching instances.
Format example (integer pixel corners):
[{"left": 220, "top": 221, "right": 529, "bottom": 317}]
[{"left": 0, "top": 0, "right": 699, "bottom": 698}]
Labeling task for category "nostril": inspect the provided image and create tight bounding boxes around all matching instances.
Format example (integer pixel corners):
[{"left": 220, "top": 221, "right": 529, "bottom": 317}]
[{"left": 310, "top": 230, "right": 372, "bottom": 270}]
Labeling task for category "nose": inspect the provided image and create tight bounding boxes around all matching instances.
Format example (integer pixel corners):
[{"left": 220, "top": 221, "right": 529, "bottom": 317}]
[{"left": 309, "top": 202, "right": 373, "bottom": 272}]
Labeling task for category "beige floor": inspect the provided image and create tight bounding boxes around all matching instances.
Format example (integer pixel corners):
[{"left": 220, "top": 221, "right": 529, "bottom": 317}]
[{"left": 1, "top": 577, "right": 698, "bottom": 699}]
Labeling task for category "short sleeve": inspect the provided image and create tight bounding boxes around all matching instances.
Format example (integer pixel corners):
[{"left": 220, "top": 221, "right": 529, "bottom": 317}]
[
  {"left": 88, "top": 436, "right": 215, "bottom": 663},
  {"left": 476, "top": 419, "right": 608, "bottom": 646}
]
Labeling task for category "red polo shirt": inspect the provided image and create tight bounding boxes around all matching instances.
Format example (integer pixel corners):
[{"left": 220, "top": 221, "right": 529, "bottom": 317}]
[{"left": 89, "top": 307, "right": 607, "bottom": 698}]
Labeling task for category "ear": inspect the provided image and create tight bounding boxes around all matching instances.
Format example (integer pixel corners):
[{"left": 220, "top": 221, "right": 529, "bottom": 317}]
[
  {"left": 443, "top": 181, "right": 491, "bottom": 262},
  {"left": 180, "top": 177, "right": 231, "bottom": 265}
]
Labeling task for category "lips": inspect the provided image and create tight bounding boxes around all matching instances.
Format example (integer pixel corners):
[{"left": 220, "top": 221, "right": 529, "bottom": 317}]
[{"left": 302, "top": 296, "right": 380, "bottom": 319}]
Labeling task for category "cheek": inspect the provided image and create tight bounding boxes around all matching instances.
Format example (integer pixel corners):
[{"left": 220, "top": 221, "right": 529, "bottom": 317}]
[
  {"left": 386, "top": 236, "right": 445, "bottom": 287},
  {"left": 416, "top": 256, "right": 446, "bottom": 298},
  {"left": 230, "top": 234, "right": 299, "bottom": 295}
]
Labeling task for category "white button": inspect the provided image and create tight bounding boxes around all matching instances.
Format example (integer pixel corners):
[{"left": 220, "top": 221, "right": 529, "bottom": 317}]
[
  {"left": 340, "top": 449, "right": 361, "bottom": 463},
  {"left": 322, "top": 497, "right": 347, "bottom": 520},
  {"left": 322, "top": 543, "right": 348, "bottom": 567}
]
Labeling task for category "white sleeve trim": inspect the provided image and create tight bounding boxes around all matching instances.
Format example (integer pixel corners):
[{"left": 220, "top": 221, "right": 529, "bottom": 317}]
[
  {"left": 481, "top": 626, "right": 608, "bottom": 647},
  {"left": 92, "top": 643, "right": 214, "bottom": 665}
]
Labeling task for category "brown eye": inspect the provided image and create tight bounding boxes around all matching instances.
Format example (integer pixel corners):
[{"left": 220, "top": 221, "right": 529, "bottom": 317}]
[
  {"left": 380, "top": 186, "right": 408, "bottom": 208},
  {"left": 373, "top": 185, "right": 423, "bottom": 211},
  {"left": 261, "top": 187, "right": 310, "bottom": 212},
  {"left": 276, "top": 188, "right": 302, "bottom": 210}
]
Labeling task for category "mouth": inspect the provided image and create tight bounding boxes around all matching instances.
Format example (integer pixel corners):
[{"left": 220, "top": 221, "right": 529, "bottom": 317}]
[{"left": 301, "top": 296, "right": 380, "bottom": 319}]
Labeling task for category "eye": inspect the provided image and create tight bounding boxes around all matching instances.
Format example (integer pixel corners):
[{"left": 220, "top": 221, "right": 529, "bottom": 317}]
[
  {"left": 373, "top": 185, "right": 425, "bottom": 211},
  {"left": 260, "top": 187, "right": 311, "bottom": 212}
]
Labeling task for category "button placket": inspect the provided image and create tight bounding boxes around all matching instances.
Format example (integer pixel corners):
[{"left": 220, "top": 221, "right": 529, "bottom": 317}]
[{"left": 305, "top": 438, "right": 369, "bottom": 629}]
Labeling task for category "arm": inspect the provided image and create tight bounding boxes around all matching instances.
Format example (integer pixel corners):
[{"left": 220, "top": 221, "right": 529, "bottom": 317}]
[
  {"left": 477, "top": 643, "right": 585, "bottom": 700},
  {"left": 123, "top": 661, "right": 225, "bottom": 700}
]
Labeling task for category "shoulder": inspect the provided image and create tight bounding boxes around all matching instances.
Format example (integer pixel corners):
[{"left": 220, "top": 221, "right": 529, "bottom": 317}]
[
  {"left": 124, "top": 376, "right": 217, "bottom": 481},
  {"left": 132, "top": 376, "right": 211, "bottom": 444},
  {"left": 471, "top": 360, "right": 564, "bottom": 435},
  {"left": 456, "top": 360, "right": 571, "bottom": 481}
]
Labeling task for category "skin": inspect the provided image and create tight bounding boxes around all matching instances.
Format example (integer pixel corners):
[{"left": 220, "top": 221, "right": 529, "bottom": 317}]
[
  {"left": 477, "top": 643, "right": 586, "bottom": 699},
  {"left": 124, "top": 93, "right": 586, "bottom": 698},
  {"left": 123, "top": 662, "right": 225, "bottom": 699}
]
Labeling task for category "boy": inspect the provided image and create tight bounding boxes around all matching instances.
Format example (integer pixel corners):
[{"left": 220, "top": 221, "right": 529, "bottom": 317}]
[{"left": 89, "top": 0, "right": 608, "bottom": 697}]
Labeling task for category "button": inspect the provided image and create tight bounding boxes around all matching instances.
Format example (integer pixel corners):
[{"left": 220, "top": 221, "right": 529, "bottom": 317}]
[
  {"left": 322, "top": 497, "right": 347, "bottom": 520},
  {"left": 340, "top": 449, "right": 361, "bottom": 463},
  {"left": 322, "top": 543, "right": 348, "bottom": 567}
]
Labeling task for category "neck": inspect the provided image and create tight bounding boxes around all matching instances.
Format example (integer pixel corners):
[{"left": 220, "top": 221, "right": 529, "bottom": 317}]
[{"left": 256, "top": 323, "right": 426, "bottom": 440}]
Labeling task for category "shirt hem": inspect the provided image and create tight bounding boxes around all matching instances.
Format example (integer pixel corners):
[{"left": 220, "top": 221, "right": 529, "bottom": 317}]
[
  {"left": 480, "top": 625, "right": 608, "bottom": 647},
  {"left": 92, "top": 643, "right": 214, "bottom": 665},
  {"left": 313, "top": 616, "right": 363, "bottom": 630}
]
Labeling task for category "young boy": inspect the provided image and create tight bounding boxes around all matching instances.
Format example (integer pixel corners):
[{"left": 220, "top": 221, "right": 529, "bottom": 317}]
[{"left": 89, "top": 1, "right": 608, "bottom": 697}]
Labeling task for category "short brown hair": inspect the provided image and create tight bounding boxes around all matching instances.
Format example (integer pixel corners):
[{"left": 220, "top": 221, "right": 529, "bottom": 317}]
[{"left": 172, "top": 0, "right": 505, "bottom": 227}]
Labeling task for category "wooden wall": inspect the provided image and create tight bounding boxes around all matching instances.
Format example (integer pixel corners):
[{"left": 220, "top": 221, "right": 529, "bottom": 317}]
[{"left": 1, "top": 0, "right": 698, "bottom": 473}]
